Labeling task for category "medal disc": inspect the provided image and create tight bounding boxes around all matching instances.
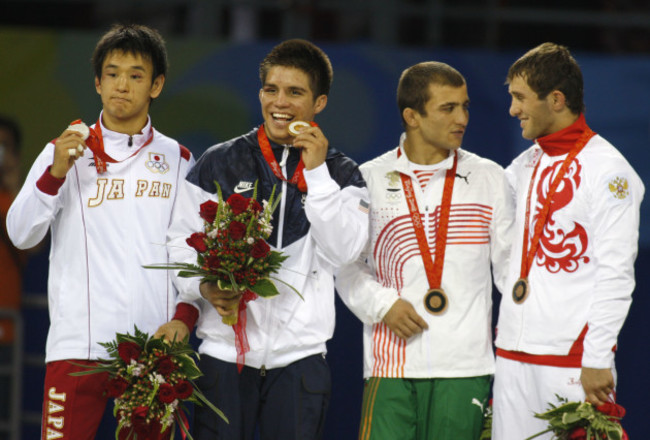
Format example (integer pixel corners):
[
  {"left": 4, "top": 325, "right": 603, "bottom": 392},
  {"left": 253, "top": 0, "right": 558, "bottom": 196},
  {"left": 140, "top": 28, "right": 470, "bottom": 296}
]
[
  {"left": 288, "top": 120, "right": 310, "bottom": 136},
  {"left": 424, "top": 288, "right": 448, "bottom": 315},
  {"left": 512, "top": 278, "right": 529, "bottom": 304}
]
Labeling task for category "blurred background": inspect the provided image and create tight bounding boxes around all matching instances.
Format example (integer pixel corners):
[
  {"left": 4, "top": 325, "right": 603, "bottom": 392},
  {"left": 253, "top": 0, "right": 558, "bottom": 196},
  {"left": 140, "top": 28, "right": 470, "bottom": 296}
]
[{"left": 0, "top": 0, "right": 648, "bottom": 438}]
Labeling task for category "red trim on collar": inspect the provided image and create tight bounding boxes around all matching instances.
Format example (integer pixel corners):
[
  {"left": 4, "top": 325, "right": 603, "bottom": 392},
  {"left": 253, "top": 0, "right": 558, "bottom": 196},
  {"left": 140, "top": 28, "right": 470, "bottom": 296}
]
[{"left": 536, "top": 114, "right": 594, "bottom": 156}]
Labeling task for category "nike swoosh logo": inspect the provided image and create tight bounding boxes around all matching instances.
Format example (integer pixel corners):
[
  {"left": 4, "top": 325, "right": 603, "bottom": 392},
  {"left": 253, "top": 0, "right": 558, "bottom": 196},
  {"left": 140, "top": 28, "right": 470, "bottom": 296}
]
[{"left": 234, "top": 183, "right": 254, "bottom": 194}]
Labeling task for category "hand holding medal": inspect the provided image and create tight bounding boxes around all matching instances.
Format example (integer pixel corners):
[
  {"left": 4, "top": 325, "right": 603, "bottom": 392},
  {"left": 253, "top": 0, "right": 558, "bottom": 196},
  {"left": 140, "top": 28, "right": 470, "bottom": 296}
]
[
  {"left": 51, "top": 119, "right": 92, "bottom": 179},
  {"left": 287, "top": 120, "right": 328, "bottom": 171}
]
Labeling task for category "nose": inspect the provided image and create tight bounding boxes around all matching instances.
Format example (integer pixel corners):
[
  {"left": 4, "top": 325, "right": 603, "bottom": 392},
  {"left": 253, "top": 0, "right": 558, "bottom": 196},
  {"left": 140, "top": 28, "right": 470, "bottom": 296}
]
[
  {"left": 274, "top": 89, "right": 289, "bottom": 107},
  {"left": 116, "top": 73, "right": 128, "bottom": 91},
  {"left": 455, "top": 107, "right": 469, "bottom": 126},
  {"left": 509, "top": 99, "right": 519, "bottom": 117}
]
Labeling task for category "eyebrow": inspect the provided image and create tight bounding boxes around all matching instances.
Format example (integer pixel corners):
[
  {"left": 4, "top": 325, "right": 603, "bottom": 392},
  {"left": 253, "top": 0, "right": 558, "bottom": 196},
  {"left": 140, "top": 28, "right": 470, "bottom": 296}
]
[{"left": 104, "top": 64, "right": 147, "bottom": 72}]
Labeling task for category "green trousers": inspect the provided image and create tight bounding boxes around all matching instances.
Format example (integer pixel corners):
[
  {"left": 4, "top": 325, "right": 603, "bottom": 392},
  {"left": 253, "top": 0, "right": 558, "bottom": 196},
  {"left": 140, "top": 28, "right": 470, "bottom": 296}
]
[{"left": 358, "top": 376, "right": 490, "bottom": 440}]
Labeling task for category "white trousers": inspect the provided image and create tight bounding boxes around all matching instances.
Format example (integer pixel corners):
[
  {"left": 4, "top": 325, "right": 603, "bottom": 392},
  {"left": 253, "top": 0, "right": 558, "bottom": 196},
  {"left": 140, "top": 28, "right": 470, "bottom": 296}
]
[{"left": 491, "top": 356, "right": 616, "bottom": 440}]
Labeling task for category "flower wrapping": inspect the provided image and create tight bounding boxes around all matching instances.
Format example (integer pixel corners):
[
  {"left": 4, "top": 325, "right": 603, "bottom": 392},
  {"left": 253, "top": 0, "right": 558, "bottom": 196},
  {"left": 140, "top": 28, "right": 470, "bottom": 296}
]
[{"left": 70, "top": 326, "right": 227, "bottom": 440}]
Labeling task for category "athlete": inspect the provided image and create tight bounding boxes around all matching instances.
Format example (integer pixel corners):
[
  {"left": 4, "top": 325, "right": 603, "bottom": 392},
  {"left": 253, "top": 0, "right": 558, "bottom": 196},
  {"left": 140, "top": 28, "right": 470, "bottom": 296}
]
[
  {"left": 492, "top": 42, "right": 644, "bottom": 440},
  {"left": 6, "top": 24, "right": 194, "bottom": 439},
  {"left": 335, "top": 61, "right": 513, "bottom": 440},
  {"left": 155, "top": 39, "right": 369, "bottom": 439}
]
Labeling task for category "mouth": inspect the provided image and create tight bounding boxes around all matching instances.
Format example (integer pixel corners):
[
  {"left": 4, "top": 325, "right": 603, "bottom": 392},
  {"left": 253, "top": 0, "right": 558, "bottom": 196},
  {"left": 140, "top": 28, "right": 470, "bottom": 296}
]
[{"left": 271, "top": 113, "right": 295, "bottom": 125}]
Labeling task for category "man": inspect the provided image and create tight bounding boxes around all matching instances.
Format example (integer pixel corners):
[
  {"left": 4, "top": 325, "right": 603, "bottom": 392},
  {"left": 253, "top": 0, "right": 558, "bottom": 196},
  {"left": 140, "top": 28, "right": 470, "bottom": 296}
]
[
  {"left": 6, "top": 24, "right": 194, "bottom": 439},
  {"left": 155, "top": 39, "right": 369, "bottom": 439},
  {"left": 492, "top": 42, "right": 644, "bottom": 439},
  {"left": 335, "top": 61, "right": 513, "bottom": 439}
]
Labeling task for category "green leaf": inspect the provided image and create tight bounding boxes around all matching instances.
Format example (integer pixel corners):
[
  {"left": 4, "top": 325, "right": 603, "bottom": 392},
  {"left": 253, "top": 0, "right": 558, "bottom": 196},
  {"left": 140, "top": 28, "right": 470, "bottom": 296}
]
[{"left": 249, "top": 278, "right": 281, "bottom": 298}]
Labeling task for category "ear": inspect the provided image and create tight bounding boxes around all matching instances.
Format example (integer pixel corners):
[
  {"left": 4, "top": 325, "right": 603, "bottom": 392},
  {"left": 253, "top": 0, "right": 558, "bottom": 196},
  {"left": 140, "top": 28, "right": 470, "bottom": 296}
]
[
  {"left": 402, "top": 108, "right": 419, "bottom": 128},
  {"left": 149, "top": 75, "right": 165, "bottom": 100},
  {"left": 313, "top": 94, "right": 327, "bottom": 115},
  {"left": 549, "top": 90, "right": 567, "bottom": 111},
  {"left": 95, "top": 76, "right": 102, "bottom": 95}
]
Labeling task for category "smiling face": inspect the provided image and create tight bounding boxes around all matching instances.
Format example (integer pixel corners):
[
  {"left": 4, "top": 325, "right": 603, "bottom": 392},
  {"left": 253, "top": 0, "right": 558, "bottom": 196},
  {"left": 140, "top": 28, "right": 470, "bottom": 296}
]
[
  {"left": 259, "top": 66, "right": 327, "bottom": 145},
  {"left": 507, "top": 74, "right": 561, "bottom": 140},
  {"left": 95, "top": 50, "right": 164, "bottom": 134}
]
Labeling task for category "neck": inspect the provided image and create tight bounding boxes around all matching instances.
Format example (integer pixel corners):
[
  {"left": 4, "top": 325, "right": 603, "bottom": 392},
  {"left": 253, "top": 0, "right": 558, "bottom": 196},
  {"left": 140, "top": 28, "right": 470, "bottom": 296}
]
[
  {"left": 547, "top": 111, "right": 580, "bottom": 136},
  {"left": 101, "top": 114, "right": 148, "bottom": 136},
  {"left": 403, "top": 136, "right": 451, "bottom": 165}
]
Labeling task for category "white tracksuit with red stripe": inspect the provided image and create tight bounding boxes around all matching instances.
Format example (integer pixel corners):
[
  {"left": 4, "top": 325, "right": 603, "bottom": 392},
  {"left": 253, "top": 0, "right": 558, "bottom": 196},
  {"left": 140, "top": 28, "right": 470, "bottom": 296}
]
[
  {"left": 6, "top": 115, "right": 194, "bottom": 363},
  {"left": 495, "top": 128, "right": 644, "bottom": 370},
  {"left": 336, "top": 137, "right": 514, "bottom": 379}
]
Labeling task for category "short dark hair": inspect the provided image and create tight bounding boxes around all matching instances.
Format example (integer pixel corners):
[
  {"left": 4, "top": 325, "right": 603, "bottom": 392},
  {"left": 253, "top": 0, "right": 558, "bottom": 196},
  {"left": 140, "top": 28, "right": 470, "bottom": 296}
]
[
  {"left": 91, "top": 24, "right": 168, "bottom": 82},
  {"left": 506, "top": 42, "right": 585, "bottom": 115},
  {"left": 397, "top": 61, "right": 466, "bottom": 127},
  {"left": 0, "top": 115, "right": 21, "bottom": 153},
  {"left": 259, "top": 39, "right": 333, "bottom": 98}
]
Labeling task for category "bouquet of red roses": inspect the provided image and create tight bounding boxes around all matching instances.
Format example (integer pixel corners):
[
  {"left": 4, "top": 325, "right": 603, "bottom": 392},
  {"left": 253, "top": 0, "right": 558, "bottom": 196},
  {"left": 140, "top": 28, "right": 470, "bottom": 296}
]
[
  {"left": 71, "top": 326, "right": 227, "bottom": 440},
  {"left": 146, "top": 181, "right": 299, "bottom": 370},
  {"left": 525, "top": 395, "right": 628, "bottom": 440}
]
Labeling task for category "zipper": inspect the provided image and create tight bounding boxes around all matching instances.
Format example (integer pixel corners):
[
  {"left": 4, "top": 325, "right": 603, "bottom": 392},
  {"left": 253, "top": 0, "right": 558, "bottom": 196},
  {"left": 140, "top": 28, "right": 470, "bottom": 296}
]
[
  {"left": 260, "top": 365, "right": 267, "bottom": 377},
  {"left": 128, "top": 135, "right": 133, "bottom": 147}
]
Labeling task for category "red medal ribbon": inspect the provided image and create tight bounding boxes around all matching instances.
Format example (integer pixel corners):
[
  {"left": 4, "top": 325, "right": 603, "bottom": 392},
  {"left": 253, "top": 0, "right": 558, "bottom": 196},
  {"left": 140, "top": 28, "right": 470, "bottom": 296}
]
[
  {"left": 399, "top": 149, "right": 458, "bottom": 290},
  {"left": 519, "top": 128, "right": 595, "bottom": 279},
  {"left": 232, "top": 290, "right": 258, "bottom": 373},
  {"left": 257, "top": 123, "right": 316, "bottom": 193},
  {"left": 74, "top": 118, "right": 154, "bottom": 174}
]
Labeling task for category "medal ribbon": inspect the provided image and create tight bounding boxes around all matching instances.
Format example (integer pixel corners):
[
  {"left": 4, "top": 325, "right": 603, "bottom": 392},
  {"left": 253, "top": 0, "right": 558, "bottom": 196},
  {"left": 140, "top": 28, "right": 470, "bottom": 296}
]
[
  {"left": 399, "top": 149, "right": 458, "bottom": 290},
  {"left": 519, "top": 128, "right": 595, "bottom": 279},
  {"left": 233, "top": 290, "right": 258, "bottom": 373},
  {"left": 75, "top": 118, "right": 154, "bottom": 174},
  {"left": 257, "top": 123, "right": 315, "bottom": 193}
]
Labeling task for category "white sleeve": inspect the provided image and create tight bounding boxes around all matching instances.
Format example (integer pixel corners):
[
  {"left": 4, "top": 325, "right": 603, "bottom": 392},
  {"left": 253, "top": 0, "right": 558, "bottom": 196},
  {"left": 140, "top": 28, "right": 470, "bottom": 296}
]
[
  {"left": 303, "top": 163, "right": 369, "bottom": 267},
  {"left": 335, "top": 234, "right": 400, "bottom": 326},
  {"left": 167, "top": 178, "right": 214, "bottom": 304},
  {"left": 582, "top": 165, "right": 644, "bottom": 368},
  {"left": 7, "top": 143, "right": 63, "bottom": 249},
  {"left": 490, "top": 167, "right": 515, "bottom": 295}
]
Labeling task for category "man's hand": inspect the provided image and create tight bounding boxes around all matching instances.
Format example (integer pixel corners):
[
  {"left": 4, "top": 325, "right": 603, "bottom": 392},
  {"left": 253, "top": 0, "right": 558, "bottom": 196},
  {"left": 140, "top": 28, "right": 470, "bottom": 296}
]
[
  {"left": 51, "top": 129, "right": 87, "bottom": 179},
  {"left": 200, "top": 281, "right": 242, "bottom": 319},
  {"left": 382, "top": 298, "right": 429, "bottom": 340},
  {"left": 581, "top": 367, "right": 614, "bottom": 406},
  {"left": 153, "top": 320, "right": 190, "bottom": 343},
  {"left": 293, "top": 125, "right": 328, "bottom": 170}
]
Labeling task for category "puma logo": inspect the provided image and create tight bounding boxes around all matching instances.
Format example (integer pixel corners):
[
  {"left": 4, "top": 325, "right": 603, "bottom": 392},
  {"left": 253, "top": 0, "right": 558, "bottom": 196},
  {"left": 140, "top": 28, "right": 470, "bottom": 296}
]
[{"left": 456, "top": 172, "right": 470, "bottom": 184}]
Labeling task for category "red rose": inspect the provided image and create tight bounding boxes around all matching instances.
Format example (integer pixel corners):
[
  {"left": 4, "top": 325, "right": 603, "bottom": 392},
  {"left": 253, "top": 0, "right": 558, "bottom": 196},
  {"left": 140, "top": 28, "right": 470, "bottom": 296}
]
[
  {"left": 568, "top": 427, "right": 587, "bottom": 440},
  {"left": 199, "top": 200, "right": 219, "bottom": 224},
  {"left": 204, "top": 254, "right": 221, "bottom": 271},
  {"left": 227, "top": 193, "right": 249, "bottom": 215},
  {"left": 596, "top": 402, "right": 626, "bottom": 419},
  {"left": 250, "top": 199, "right": 262, "bottom": 213},
  {"left": 105, "top": 376, "right": 129, "bottom": 398},
  {"left": 186, "top": 232, "right": 208, "bottom": 253},
  {"left": 157, "top": 383, "right": 176, "bottom": 404},
  {"left": 174, "top": 380, "right": 194, "bottom": 399},
  {"left": 251, "top": 239, "right": 270, "bottom": 259},
  {"left": 131, "top": 406, "right": 150, "bottom": 427},
  {"left": 228, "top": 221, "right": 246, "bottom": 240},
  {"left": 117, "top": 341, "right": 142, "bottom": 363},
  {"left": 156, "top": 356, "right": 176, "bottom": 375}
]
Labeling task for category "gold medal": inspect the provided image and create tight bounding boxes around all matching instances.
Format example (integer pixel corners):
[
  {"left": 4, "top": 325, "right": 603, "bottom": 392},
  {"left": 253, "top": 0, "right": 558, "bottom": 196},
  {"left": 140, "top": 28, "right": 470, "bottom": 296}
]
[
  {"left": 512, "top": 278, "right": 529, "bottom": 304},
  {"left": 424, "top": 288, "right": 449, "bottom": 315}
]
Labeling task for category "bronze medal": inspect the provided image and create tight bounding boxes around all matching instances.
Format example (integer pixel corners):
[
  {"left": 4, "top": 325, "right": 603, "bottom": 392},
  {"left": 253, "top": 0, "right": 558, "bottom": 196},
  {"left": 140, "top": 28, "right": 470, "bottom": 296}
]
[
  {"left": 424, "top": 288, "right": 449, "bottom": 315},
  {"left": 512, "top": 278, "right": 529, "bottom": 304}
]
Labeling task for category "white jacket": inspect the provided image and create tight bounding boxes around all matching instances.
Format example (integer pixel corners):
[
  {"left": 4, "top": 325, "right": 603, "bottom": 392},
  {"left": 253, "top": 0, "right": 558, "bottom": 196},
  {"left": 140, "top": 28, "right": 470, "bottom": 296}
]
[
  {"left": 7, "top": 116, "right": 194, "bottom": 362},
  {"left": 336, "top": 139, "right": 514, "bottom": 379},
  {"left": 168, "top": 128, "right": 369, "bottom": 370},
  {"left": 495, "top": 133, "right": 644, "bottom": 369}
]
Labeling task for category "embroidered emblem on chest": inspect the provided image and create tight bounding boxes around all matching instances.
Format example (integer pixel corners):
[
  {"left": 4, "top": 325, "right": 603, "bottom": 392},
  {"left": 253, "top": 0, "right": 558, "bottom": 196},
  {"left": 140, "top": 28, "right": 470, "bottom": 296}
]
[
  {"left": 608, "top": 177, "right": 629, "bottom": 200},
  {"left": 146, "top": 152, "right": 170, "bottom": 174},
  {"left": 384, "top": 171, "right": 402, "bottom": 201},
  {"left": 533, "top": 159, "right": 590, "bottom": 273}
]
